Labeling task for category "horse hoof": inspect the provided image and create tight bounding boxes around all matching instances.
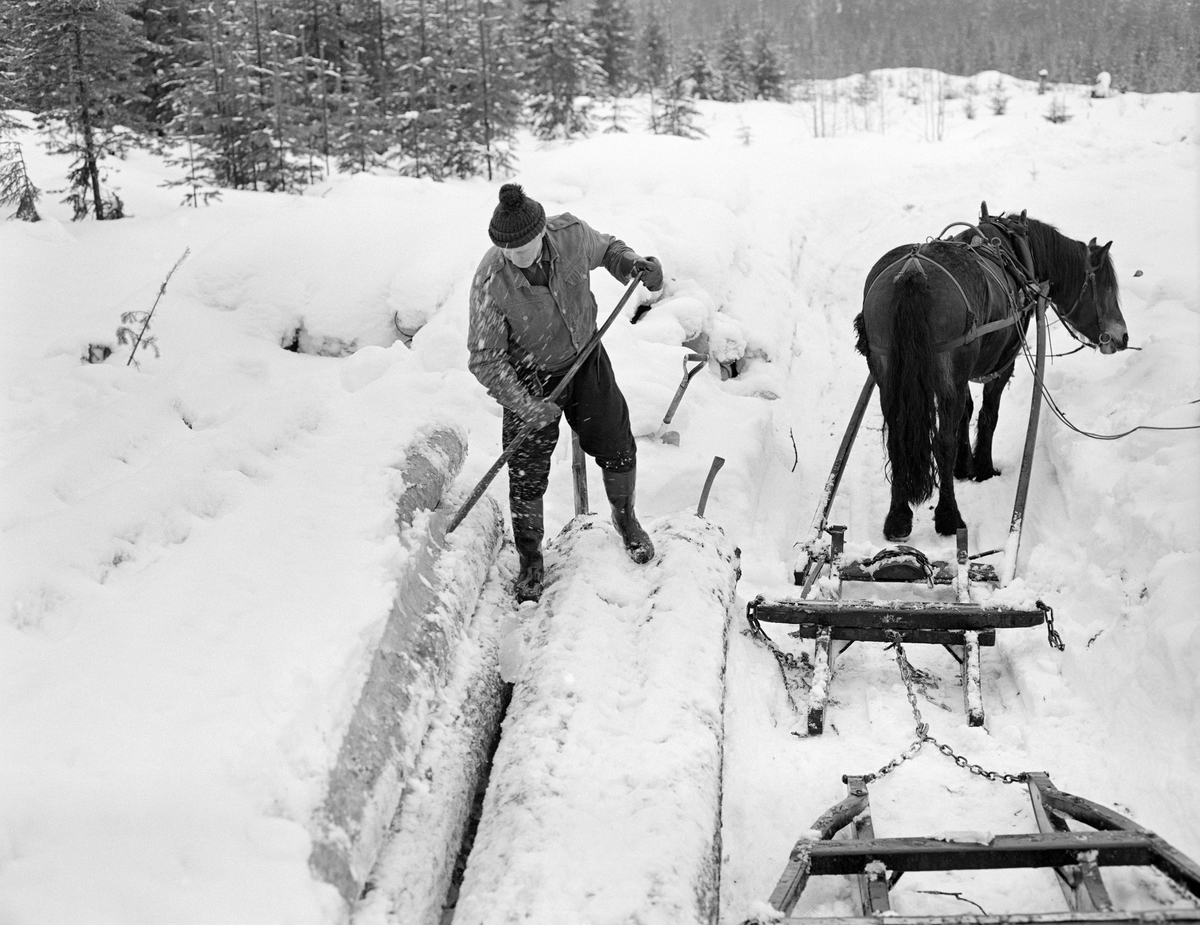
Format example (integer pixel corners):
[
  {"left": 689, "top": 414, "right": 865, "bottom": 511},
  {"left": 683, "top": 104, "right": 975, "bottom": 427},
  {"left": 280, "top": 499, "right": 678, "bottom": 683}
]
[
  {"left": 973, "top": 467, "right": 1000, "bottom": 482},
  {"left": 935, "top": 514, "right": 966, "bottom": 536},
  {"left": 884, "top": 513, "right": 912, "bottom": 542}
]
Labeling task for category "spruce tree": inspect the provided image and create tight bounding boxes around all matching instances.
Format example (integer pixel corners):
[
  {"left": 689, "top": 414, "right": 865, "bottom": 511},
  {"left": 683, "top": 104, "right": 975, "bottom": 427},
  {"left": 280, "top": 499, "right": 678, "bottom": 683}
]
[
  {"left": 640, "top": 5, "right": 669, "bottom": 93},
  {"left": 0, "top": 93, "right": 42, "bottom": 220},
  {"left": 13, "top": 0, "right": 149, "bottom": 219},
  {"left": 330, "top": 47, "right": 390, "bottom": 174},
  {"left": 0, "top": 141, "right": 42, "bottom": 220},
  {"left": 454, "top": 0, "right": 522, "bottom": 180},
  {"left": 685, "top": 43, "right": 716, "bottom": 100},
  {"left": 392, "top": 0, "right": 457, "bottom": 178},
  {"left": 654, "top": 71, "right": 703, "bottom": 138},
  {"left": 164, "top": 3, "right": 251, "bottom": 192},
  {"left": 0, "top": 28, "right": 37, "bottom": 219},
  {"left": 750, "top": 28, "right": 787, "bottom": 101},
  {"left": 520, "top": 0, "right": 604, "bottom": 140},
  {"left": 127, "top": 0, "right": 192, "bottom": 131},
  {"left": 714, "top": 15, "right": 751, "bottom": 103},
  {"left": 165, "top": 1, "right": 309, "bottom": 194},
  {"left": 588, "top": 0, "right": 635, "bottom": 97}
]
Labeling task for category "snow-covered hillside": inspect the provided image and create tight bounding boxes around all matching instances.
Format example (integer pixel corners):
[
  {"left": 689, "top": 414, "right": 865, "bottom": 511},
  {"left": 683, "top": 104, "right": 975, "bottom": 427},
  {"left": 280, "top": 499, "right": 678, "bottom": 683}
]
[{"left": 1, "top": 71, "right": 1197, "bottom": 923}]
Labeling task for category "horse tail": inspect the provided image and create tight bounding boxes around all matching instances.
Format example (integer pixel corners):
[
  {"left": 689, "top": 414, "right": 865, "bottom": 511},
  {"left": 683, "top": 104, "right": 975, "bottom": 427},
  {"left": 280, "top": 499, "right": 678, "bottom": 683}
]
[{"left": 882, "top": 263, "right": 945, "bottom": 507}]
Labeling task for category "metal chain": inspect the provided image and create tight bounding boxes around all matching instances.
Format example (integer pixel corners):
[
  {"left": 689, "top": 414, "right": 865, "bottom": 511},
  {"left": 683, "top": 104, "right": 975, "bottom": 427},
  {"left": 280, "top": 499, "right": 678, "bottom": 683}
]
[
  {"left": 1038, "top": 599, "right": 1065, "bottom": 651},
  {"left": 744, "top": 617, "right": 810, "bottom": 713},
  {"left": 863, "top": 631, "right": 1028, "bottom": 786}
]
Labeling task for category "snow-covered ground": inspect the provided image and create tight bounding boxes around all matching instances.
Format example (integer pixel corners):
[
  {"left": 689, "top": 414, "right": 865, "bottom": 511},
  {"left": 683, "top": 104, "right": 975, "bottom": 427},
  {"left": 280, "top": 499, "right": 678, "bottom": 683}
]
[{"left": 1, "top": 70, "right": 1197, "bottom": 923}]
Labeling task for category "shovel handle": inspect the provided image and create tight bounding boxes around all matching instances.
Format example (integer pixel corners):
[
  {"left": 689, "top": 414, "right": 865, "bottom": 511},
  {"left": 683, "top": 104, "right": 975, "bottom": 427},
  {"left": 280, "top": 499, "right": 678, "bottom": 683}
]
[{"left": 662, "top": 354, "right": 708, "bottom": 427}]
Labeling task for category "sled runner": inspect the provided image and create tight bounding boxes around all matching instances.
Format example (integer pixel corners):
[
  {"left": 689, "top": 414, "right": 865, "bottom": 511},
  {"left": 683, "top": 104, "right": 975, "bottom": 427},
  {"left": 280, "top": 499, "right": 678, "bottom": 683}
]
[{"left": 756, "top": 772, "right": 1200, "bottom": 923}]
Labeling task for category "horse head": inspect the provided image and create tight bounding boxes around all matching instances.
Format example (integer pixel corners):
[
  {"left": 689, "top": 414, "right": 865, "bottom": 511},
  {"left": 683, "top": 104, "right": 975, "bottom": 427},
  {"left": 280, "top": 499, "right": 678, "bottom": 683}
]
[
  {"left": 1058, "top": 237, "right": 1128, "bottom": 354},
  {"left": 1025, "top": 218, "right": 1129, "bottom": 354}
]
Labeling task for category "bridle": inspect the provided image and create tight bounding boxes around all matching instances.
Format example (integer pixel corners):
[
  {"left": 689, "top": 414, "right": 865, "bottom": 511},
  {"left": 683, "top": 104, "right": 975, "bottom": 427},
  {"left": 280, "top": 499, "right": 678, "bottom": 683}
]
[
  {"left": 1049, "top": 251, "right": 1106, "bottom": 350},
  {"left": 985, "top": 216, "right": 1109, "bottom": 352}
]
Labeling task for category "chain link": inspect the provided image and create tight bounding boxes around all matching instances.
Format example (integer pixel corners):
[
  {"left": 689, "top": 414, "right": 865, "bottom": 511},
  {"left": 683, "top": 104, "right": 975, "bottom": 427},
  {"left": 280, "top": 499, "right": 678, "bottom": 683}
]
[
  {"left": 1038, "top": 599, "right": 1065, "bottom": 651},
  {"left": 744, "top": 616, "right": 810, "bottom": 713},
  {"left": 863, "top": 630, "right": 1028, "bottom": 786}
]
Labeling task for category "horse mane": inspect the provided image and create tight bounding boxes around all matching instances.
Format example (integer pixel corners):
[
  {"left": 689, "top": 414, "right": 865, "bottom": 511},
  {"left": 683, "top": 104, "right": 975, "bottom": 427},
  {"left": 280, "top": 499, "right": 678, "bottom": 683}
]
[{"left": 1024, "top": 216, "right": 1119, "bottom": 307}]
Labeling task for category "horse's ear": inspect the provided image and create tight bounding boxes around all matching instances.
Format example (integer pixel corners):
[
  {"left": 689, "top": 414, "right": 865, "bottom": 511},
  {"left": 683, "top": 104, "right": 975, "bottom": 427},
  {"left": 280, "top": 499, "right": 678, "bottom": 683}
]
[
  {"left": 980, "top": 200, "right": 990, "bottom": 221},
  {"left": 1094, "top": 241, "right": 1113, "bottom": 264},
  {"left": 1088, "top": 237, "right": 1098, "bottom": 247}
]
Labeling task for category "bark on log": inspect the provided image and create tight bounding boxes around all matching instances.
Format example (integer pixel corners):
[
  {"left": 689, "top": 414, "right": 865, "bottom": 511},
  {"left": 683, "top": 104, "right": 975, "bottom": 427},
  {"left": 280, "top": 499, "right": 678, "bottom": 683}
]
[{"left": 308, "top": 427, "right": 505, "bottom": 906}]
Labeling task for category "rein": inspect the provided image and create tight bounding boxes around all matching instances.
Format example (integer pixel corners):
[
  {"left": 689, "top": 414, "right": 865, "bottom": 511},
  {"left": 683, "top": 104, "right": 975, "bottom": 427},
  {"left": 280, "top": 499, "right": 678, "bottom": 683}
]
[
  {"left": 1049, "top": 257, "right": 1103, "bottom": 349},
  {"left": 983, "top": 213, "right": 1107, "bottom": 351}
]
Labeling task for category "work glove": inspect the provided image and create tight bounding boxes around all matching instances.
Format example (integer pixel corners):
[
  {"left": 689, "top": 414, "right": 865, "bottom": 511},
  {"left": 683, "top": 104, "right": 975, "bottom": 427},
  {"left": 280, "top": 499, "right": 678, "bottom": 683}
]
[
  {"left": 630, "top": 255, "right": 664, "bottom": 291},
  {"left": 523, "top": 397, "right": 562, "bottom": 431}
]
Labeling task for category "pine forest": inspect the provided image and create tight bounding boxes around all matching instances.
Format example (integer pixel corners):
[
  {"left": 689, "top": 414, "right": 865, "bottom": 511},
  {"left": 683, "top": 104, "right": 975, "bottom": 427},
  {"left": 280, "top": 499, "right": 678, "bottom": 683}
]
[{"left": 1, "top": 0, "right": 1197, "bottom": 219}]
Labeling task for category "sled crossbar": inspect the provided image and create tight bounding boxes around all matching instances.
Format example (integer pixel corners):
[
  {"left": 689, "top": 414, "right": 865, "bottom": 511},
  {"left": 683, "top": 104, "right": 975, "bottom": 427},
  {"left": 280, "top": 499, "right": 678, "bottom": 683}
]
[
  {"left": 804, "top": 831, "right": 1155, "bottom": 875},
  {"left": 760, "top": 773, "right": 1200, "bottom": 925},
  {"left": 748, "top": 598, "right": 1045, "bottom": 631}
]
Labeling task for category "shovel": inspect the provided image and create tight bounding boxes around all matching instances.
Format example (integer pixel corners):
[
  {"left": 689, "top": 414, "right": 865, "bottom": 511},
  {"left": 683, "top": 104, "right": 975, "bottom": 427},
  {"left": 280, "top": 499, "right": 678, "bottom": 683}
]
[{"left": 654, "top": 353, "right": 707, "bottom": 445}]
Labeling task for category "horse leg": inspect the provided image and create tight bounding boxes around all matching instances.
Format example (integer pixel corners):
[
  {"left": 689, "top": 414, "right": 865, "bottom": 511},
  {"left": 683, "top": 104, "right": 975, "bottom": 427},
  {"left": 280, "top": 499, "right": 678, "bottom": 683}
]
[
  {"left": 876, "top": 367, "right": 915, "bottom": 541},
  {"left": 954, "top": 387, "right": 974, "bottom": 480},
  {"left": 884, "top": 480, "right": 914, "bottom": 541},
  {"left": 972, "top": 363, "right": 1015, "bottom": 481},
  {"left": 934, "top": 386, "right": 968, "bottom": 536}
]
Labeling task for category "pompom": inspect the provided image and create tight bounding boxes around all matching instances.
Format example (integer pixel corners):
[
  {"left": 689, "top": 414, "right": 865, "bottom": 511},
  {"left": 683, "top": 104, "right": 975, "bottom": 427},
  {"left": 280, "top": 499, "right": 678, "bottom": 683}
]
[{"left": 498, "top": 183, "right": 526, "bottom": 211}]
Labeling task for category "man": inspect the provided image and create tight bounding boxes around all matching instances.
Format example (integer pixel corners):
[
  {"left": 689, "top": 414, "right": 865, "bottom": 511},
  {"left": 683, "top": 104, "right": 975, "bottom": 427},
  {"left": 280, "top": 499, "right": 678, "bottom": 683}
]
[{"left": 468, "top": 183, "right": 664, "bottom": 603}]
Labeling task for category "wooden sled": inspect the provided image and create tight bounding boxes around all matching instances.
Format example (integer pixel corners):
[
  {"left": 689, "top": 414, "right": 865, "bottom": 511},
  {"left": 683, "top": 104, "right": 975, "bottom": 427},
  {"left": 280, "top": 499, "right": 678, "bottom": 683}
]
[
  {"left": 749, "top": 294, "right": 1058, "bottom": 735},
  {"left": 748, "top": 524, "right": 1055, "bottom": 735},
  {"left": 757, "top": 773, "right": 1200, "bottom": 924}
]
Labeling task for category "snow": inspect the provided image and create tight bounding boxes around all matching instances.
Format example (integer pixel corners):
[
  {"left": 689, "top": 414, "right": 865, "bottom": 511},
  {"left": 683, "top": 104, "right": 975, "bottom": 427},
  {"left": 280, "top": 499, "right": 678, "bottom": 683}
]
[
  {"left": 2, "top": 69, "right": 1198, "bottom": 923},
  {"left": 452, "top": 514, "right": 736, "bottom": 925}
]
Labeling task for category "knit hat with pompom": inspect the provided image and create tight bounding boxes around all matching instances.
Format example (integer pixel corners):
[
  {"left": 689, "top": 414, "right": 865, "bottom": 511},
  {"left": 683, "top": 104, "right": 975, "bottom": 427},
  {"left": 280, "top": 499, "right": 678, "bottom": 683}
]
[{"left": 488, "top": 183, "right": 546, "bottom": 248}]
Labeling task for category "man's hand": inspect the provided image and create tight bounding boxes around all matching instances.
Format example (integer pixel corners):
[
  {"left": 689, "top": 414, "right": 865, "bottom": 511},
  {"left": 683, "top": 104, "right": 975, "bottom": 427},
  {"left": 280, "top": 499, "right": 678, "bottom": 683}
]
[
  {"left": 631, "top": 255, "right": 664, "bottom": 291},
  {"left": 524, "top": 398, "right": 562, "bottom": 431}
]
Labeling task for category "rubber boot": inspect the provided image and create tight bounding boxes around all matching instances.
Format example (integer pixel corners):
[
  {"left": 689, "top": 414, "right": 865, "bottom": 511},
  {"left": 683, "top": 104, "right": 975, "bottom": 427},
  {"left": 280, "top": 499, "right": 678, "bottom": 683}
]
[
  {"left": 601, "top": 467, "right": 655, "bottom": 564},
  {"left": 512, "top": 497, "right": 545, "bottom": 603}
]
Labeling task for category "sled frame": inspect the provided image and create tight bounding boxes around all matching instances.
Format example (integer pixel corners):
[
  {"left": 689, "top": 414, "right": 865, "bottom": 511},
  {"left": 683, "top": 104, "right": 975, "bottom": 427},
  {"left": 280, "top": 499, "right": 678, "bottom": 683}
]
[{"left": 762, "top": 773, "right": 1200, "bottom": 924}]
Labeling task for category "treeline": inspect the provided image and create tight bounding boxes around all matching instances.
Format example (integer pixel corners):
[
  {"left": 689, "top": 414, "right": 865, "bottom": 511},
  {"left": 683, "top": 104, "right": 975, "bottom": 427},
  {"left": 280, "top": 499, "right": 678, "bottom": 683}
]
[
  {"left": 0, "top": 0, "right": 1196, "bottom": 222},
  {"left": 652, "top": 0, "right": 1200, "bottom": 93},
  {"left": 0, "top": 0, "right": 784, "bottom": 220}
]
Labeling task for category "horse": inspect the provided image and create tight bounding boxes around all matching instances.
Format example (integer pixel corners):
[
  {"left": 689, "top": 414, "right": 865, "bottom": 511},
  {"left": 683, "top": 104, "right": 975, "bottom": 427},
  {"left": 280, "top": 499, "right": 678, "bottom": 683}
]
[{"left": 853, "top": 205, "right": 1128, "bottom": 542}]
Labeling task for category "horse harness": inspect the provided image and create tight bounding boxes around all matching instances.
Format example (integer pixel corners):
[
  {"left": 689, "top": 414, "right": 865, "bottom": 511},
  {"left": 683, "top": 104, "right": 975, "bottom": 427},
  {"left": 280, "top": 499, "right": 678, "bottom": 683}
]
[{"left": 865, "top": 215, "right": 1051, "bottom": 382}]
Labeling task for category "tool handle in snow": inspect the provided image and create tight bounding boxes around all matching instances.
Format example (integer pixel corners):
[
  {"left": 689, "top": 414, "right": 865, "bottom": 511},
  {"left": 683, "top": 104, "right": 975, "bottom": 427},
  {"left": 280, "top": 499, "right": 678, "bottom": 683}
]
[
  {"left": 661, "top": 353, "right": 708, "bottom": 427},
  {"left": 447, "top": 274, "right": 644, "bottom": 534},
  {"left": 696, "top": 456, "right": 725, "bottom": 518}
]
